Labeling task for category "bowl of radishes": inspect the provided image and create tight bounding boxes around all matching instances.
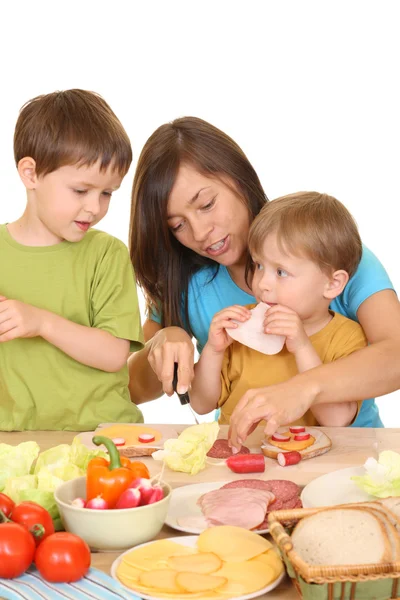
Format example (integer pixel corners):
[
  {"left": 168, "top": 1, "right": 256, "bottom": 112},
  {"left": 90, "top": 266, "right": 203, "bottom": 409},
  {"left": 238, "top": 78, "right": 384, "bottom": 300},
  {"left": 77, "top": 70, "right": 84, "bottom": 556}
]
[{"left": 54, "top": 476, "right": 172, "bottom": 552}]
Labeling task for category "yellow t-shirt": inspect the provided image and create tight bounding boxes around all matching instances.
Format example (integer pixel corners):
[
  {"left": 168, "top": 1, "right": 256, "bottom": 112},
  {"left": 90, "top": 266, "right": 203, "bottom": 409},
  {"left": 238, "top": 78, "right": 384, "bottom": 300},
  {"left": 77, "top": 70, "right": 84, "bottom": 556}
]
[
  {"left": 0, "top": 225, "right": 144, "bottom": 431},
  {"left": 218, "top": 308, "right": 367, "bottom": 425}
]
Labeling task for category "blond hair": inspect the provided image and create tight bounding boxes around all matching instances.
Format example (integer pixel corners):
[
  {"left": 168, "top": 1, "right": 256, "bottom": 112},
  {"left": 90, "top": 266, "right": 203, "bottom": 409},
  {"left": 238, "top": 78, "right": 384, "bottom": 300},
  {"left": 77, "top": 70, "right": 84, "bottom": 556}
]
[
  {"left": 14, "top": 89, "right": 132, "bottom": 178},
  {"left": 248, "top": 191, "right": 362, "bottom": 276}
]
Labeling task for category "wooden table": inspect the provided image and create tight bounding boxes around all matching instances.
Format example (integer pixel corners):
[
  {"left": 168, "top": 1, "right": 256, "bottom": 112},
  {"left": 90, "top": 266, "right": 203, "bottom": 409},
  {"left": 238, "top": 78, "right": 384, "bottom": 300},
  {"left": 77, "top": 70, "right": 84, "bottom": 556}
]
[{"left": 2, "top": 425, "right": 398, "bottom": 599}]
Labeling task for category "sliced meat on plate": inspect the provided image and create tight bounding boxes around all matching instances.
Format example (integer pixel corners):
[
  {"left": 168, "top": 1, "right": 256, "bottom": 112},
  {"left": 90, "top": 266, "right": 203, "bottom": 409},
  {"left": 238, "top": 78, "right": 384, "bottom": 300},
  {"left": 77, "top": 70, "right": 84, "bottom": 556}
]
[{"left": 197, "top": 488, "right": 275, "bottom": 530}]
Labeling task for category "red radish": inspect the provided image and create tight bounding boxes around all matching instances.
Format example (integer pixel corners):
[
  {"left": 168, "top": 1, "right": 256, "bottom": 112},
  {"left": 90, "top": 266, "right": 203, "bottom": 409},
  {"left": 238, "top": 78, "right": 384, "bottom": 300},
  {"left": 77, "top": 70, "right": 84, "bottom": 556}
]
[
  {"left": 226, "top": 454, "right": 265, "bottom": 474},
  {"left": 277, "top": 451, "right": 302, "bottom": 467},
  {"left": 289, "top": 426, "right": 305, "bottom": 434},
  {"left": 294, "top": 433, "right": 311, "bottom": 441},
  {"left": 271, "top": 433, "right": 290, "bottom": 442},
  {"left": 129, "top": 478, "right": 154, "bottom": 505},
  {"left": 138, "top": 433, "right": 156, "bottom": 444},
  {"left": 85, "top": 497, "right": 109, "bottom": 510},
  {"left": 115, "top": 488, "right": 141, "bottom": 509},
  {"left": 147, "top": 485, "right": 164, "bottom": 505},
  {"left": 71, "top": 498, "right": 86, "bottom": 508},
  {"left": 111, "top": 437, "right": 125, "bottom": 447}
]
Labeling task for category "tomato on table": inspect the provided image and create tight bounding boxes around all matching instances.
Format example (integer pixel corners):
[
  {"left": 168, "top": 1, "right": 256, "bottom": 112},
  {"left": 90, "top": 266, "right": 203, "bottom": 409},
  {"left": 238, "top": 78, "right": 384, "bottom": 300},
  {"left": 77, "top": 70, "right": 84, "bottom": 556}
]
[
  {"left": 11, "top": 501, "right": 55, "bottom": 545},
  {"left": 0, "top": 493, "right": 15, "bottom": 518},
  {"left": 0, "top": 522, "right": 36, "bottom": 578},
  {"left": 35, "top": 532, "right": 91, "bottom": 583}
]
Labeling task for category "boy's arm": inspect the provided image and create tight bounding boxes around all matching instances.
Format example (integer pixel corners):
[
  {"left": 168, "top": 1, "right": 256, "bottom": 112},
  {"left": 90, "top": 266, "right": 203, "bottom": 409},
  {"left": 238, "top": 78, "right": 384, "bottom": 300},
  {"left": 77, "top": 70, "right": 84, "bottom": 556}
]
[
  {"left": 189, "top": 343, "right": 224, "bottom": 414},
  {"left": 40, "top": 310, "right": 130, "bottom": 372},
  {"left": 0, "top": 297, "right": 129, "bottom": 372}
]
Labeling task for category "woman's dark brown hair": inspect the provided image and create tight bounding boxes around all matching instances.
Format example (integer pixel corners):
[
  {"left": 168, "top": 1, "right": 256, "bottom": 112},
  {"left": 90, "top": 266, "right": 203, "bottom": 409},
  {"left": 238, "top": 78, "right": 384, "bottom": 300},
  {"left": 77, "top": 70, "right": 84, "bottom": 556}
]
[{"left": 129, "top": 117, "right": 267, "bottom": 334}]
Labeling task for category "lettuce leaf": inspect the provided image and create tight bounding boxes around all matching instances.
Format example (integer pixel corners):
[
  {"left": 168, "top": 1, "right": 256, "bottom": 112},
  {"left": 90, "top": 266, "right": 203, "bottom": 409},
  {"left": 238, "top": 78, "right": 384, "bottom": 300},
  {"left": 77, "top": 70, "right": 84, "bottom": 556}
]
[
  {"left": 0, "top": 442, "right": 40, "bottom": 491},
  {"left": 1, "top": 436, "right": 107, "bottom": 529},
  {"left": 152, "top": 422, "right": 219, "bottom": 475},
  {"left": 352, "top": 450, "right": 400, "bottom": 498}
]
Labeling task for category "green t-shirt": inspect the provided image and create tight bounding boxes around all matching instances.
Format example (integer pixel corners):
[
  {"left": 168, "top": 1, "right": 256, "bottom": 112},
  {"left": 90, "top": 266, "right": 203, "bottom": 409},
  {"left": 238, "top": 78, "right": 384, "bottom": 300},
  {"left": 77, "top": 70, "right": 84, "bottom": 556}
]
[{"left": 0, "top": 225, "right": 144, "bottom": 431}]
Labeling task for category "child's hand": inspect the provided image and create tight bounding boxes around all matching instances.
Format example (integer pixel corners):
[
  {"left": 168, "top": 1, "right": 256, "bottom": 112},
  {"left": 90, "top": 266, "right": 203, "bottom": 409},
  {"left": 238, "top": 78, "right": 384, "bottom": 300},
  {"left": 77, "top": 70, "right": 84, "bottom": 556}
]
[
  {"left": 0, "top": 297, "right": 44, "bottom": 342},
  {"left": 264, "top": 304, "right": 310, "bottom": 354},
  {"left": 208, "top": 305, "right": 251, "bottom": 353}
]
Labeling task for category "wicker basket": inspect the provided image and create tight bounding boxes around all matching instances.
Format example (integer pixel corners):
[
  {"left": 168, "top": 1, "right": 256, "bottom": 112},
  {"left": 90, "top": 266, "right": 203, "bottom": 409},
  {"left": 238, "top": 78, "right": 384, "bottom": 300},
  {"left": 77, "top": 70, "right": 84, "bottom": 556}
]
[{"left": 268, "top": 506, "right": 400, "bottom": 600}]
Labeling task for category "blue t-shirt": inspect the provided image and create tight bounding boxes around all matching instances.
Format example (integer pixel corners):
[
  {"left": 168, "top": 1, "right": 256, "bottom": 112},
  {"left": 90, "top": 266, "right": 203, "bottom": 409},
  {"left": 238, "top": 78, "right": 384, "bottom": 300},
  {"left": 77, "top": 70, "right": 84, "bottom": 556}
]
[{"left": 153, "top": 245, "right": 394, "bottom": 427}]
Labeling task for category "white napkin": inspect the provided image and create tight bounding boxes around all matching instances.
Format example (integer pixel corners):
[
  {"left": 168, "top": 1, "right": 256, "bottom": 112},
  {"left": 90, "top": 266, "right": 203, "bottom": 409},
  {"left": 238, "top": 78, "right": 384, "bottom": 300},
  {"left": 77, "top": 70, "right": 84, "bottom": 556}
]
[{"left": 227, "top": 302, "right": 286, "bottom": 355}]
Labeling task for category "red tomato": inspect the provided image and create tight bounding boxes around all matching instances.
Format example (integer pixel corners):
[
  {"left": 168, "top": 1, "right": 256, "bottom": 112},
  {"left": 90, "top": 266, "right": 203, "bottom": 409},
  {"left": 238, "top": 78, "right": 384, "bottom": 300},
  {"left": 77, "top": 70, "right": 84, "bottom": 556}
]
[
  {"left": 0, "top": 493, "right": 15, "bottom": 518},
  {"left": 0, "top": 522, "right": 36, "bottom": 578},
  {"left": 11, "top": 501, "right": 55, "bottom": 545},
  {"left": 35, "top": 532, "right": 91, "bottom": 583}
]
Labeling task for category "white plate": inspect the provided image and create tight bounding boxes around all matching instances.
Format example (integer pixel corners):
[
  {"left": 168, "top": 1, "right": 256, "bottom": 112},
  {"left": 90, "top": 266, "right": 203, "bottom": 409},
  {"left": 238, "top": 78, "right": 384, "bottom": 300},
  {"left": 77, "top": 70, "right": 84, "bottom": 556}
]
[
  {"left": 165, "top": 481, "right": 269, "bottom": 535},
  {"left": 301, "top": 466, "right": 374, "bottom": 508},
  {"left": 111, "top": 535, "right": 285, "bottom": 600}
]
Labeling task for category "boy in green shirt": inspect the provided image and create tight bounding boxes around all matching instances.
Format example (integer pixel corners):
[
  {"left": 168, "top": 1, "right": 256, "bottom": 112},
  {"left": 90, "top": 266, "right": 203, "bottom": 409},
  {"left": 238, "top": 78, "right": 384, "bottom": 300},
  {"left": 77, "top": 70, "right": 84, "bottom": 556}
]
[{"left": 0, "top": 89, "right": 144, "bottom": 431}]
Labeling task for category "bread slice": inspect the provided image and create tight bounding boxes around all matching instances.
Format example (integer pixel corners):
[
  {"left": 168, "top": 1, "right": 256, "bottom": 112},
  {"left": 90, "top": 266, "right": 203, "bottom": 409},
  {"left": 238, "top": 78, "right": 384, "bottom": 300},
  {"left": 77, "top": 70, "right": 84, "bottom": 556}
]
[
  {"left": 377, "top": 497, "right": 400, "bottom": 518},
  {"left": 291, "top": 507, "right": 391, "bottom": 566},
  {"left": 261, "top": 427, "right": 331, "bottom": 461}
]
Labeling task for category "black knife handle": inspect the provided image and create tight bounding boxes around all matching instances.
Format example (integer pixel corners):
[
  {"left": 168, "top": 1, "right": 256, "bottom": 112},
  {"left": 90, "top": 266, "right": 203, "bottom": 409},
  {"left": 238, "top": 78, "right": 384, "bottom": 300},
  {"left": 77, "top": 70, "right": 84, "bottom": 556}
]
[{"left": 173, "top": 363, "right": 190, "bottom": 405}]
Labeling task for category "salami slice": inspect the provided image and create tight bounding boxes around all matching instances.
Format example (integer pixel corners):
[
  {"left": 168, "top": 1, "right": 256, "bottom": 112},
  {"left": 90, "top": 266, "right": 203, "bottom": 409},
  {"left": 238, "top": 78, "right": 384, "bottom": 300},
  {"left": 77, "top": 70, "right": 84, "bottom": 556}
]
[
  {"left": 206, "top": 439, "right": 250, "bottom": 458},
  {"left": 221, "top": 478, "right": 300, "bottom": 503}
]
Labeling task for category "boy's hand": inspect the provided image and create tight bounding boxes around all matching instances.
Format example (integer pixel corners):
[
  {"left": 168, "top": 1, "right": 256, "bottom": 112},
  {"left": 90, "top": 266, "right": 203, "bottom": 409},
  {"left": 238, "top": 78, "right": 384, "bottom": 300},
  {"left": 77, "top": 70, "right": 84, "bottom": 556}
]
[
  {"left": 208, "top": 305, "right": 251, "bottom": 353},
  {"left": 264, "top": 304, "right": 310, "bottom": 354},
  {"left": 0, "top": 297, "right": 44, "bottom": 342}
]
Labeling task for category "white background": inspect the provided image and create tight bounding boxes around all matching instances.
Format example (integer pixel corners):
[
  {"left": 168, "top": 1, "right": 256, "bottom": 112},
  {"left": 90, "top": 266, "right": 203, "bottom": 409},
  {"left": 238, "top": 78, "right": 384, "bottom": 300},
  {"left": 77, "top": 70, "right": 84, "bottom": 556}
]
[{"left": 1, "top": 1, "right": 399, "bottom": 425}]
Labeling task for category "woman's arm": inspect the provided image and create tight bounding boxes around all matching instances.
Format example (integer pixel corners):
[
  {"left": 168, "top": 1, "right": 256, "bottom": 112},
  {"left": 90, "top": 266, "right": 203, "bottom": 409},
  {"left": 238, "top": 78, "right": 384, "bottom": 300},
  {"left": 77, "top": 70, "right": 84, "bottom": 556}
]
[
  {"left": 128, "top": 319, "right": 195, "bottom": 404},
  {"left": 190, "top": 344, "right": 224, "bottom": 414},
  {"left": 229, "top": 290, "right": 400, "bottom": 446}
]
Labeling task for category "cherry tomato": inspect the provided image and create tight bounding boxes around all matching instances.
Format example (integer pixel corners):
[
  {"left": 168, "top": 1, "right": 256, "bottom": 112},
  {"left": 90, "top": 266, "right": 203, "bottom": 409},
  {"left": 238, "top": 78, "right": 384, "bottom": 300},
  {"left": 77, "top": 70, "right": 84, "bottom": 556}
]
[
  {"left": 0, "top": 522, "right": 36, "bottom": 578},
  {"left": 11, "top": 501, "right": 55, "bottom": 545},
  {"left": 0, "top": 493, "right": 15, "bottom": 518},
  {"left": 35, "top": 532, "right": 91, "bottom": 583}
]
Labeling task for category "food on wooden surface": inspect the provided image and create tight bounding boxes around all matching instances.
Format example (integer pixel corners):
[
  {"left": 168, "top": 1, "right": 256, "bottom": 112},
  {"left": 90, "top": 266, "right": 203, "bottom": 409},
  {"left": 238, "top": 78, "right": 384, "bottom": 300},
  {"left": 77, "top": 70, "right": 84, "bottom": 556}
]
[
  {"left": 226, "top": 453, "right": 265, "bottom": 473},
  {"left": 116, "top": 526, "right": 283, "bottom": 598},
  {"left": 267, "top": 429, "right": 315, "bottom": 451},
  {"left": 277, "top": 450, "right": 302, "bottom": 467},
  {"left": 197, "top": 488, "right": 275, "bottom": 529},
  {"left": 206, "top": 438, "right": 249, "bottom": 458},
  {"left": 97, "top": 424, "right": 163, "bottom": 457},
  {"left": 262, "top": 426, "right": 332, "bottom": 462},
  {"left": 152, "top": 422, "right": 220, "bottom": 475}
]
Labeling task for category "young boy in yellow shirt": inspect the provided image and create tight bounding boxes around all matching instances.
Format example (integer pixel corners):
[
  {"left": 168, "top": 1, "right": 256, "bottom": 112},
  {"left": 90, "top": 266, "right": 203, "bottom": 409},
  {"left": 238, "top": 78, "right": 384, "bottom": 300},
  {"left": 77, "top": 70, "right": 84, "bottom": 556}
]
[
  {"left": 0, "top": 89, "right": 144, "bottom": 431},
  {"left": 190, "top": 191, "right": 367, "bottom": 426}
]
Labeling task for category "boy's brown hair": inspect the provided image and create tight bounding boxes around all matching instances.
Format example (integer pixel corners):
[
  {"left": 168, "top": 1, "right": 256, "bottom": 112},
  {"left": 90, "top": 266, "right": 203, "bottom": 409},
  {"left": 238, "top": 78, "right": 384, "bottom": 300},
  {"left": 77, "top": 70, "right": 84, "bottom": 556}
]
[
  {"left": 14, "top": 89, "right": 132, "bottom": 177},
  {"left": 248, "top": 191, "right": 362, "bottom": 277}
]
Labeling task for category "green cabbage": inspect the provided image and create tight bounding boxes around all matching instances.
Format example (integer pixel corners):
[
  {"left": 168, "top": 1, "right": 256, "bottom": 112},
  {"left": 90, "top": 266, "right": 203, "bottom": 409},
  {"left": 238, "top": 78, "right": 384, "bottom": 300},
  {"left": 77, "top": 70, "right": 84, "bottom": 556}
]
[{"left": 352, "top": 451, "right": 400, "bottom": 498}]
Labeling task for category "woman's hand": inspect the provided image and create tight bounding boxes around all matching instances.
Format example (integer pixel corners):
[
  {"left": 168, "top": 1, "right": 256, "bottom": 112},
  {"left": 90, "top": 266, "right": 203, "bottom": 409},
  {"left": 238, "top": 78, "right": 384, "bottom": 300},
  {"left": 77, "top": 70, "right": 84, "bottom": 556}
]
[
  {"left": 228, "top": 374, "right": 319, "bottom": 450},
  {"left": 208, "top": 305, "right": 251, "bottom": 353},
  {"left": 147, "top": 326, "right": 195, "bottom": 396}
]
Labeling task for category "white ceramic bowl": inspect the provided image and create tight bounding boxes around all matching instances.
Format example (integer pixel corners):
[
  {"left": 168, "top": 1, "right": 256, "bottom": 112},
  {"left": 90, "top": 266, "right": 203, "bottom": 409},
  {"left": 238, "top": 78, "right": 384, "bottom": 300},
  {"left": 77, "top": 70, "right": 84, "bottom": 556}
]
[{"left": 54, "top": 476, "right": 171, "bottom": 551}]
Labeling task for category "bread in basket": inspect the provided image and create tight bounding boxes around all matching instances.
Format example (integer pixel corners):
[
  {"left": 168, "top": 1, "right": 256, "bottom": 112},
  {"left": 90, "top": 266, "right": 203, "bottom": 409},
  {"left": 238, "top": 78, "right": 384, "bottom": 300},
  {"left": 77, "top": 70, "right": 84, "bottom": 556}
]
[{"left": 268, "top": 498, "right": 400, "bottom": 600}]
